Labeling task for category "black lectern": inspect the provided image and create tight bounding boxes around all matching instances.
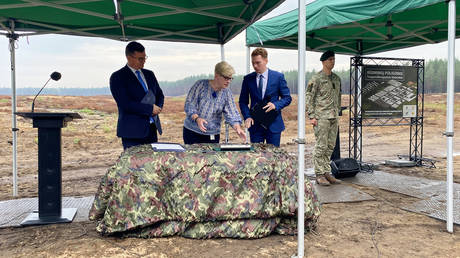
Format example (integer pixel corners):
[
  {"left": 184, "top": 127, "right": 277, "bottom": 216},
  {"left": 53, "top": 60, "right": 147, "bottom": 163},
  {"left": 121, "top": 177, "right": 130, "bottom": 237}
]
[{"left": 15, "top": 112, "right": 81, "bottom": 226}]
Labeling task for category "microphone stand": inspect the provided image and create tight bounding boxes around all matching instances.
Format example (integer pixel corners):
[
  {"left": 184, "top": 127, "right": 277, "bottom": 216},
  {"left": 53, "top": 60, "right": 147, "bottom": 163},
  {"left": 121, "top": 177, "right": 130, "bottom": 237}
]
[{"left": 31, "top": 72, "right": 61, "bottom": 112}]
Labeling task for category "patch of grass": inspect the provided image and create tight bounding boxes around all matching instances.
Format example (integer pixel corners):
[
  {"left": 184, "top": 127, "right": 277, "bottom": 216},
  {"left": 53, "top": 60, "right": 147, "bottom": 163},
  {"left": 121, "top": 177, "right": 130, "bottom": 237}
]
[
  {"left": 424, "top": 103, "right": 446, "bottom": 111},
  {"left": 424, "top": 103, "right": 460, "bottom": 114},
  {"left": 0, "top": 99, "right": 9, "bottom": 103},
  {"left": 78, "top": 108, "right": 96, "bottom": 115},
  {"left": 36, "top": 96, "right": 46, "bottom": 102},
  {"left": 104, "top": 116, "right": 117, "bottom": 124},
  {"left": 73, "top": 138, "right": 81, "bottom": 144},
  {"left": 65, "top": 125, "right": 77, "bottom": 132},
  {"left": 103, "top": 125, "right": 112, "bottom": 134}
]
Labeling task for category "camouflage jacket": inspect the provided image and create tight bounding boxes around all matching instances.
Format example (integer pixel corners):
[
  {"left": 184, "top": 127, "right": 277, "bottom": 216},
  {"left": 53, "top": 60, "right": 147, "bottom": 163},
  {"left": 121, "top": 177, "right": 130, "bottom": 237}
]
[
  {"left": 306, "top": 70, "right": 342, "bottom": 119},
  {"left": 89, "top": 143, "right": 321, "bottom": 238}
]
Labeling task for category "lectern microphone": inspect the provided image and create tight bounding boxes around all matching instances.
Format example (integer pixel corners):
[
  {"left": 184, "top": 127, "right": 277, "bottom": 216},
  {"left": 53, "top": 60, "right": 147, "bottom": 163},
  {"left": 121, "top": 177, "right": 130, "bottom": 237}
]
[{"left": 31, "top": 72, "right": 61, "bottom": 112}]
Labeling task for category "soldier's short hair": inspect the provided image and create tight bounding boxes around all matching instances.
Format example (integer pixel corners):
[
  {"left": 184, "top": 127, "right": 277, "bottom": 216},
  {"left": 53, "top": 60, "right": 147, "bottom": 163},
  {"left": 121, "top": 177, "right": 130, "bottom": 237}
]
[
  {"left": 215, "top": 61, "right": 235, "bottom": 77},
  {"left": 251, "top": 47, "right": 268, "bottom": 59}
]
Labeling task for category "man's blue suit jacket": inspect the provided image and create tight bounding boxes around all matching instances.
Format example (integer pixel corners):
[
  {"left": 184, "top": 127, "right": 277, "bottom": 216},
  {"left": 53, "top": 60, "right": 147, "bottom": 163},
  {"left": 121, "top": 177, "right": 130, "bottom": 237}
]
[
  {"left": 239, "top": 69, "right": 292, "bottom": 133},
  {"left": 110, "top": 65, "right": 164, "bottom": 139}
]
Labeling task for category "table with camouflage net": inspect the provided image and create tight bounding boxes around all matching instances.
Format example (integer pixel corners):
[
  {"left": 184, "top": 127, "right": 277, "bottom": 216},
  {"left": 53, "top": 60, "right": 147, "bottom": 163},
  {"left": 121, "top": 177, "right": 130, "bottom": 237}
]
[{"left": 89, "top": 143, "right": 320, "bottom": 238}]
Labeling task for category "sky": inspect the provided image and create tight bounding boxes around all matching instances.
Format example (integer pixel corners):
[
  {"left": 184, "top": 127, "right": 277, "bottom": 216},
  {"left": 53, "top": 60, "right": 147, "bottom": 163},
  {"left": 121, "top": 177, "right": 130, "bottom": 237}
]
[{"left": 1, "top": 0, "right": 459, "bottom": 89}]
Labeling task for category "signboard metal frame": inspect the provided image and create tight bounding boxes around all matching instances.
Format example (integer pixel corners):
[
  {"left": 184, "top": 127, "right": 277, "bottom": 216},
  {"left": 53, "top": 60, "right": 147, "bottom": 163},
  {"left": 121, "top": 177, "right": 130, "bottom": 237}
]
[{"left": 349, "top": 56, "right": 425, "bottom": 165}]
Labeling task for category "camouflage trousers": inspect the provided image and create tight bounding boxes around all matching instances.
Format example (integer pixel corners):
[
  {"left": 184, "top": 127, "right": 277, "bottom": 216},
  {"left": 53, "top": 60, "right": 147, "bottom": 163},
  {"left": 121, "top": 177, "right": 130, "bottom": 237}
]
[{"left": 313, "top": 118, "right": 338, "bottom": 175}]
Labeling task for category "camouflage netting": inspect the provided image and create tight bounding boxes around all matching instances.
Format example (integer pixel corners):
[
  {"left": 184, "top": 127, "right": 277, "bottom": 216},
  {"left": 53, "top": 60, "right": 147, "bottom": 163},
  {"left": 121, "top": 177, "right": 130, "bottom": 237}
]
[{"left": 89, "top": 143, "right": 320, "bottom": 238}]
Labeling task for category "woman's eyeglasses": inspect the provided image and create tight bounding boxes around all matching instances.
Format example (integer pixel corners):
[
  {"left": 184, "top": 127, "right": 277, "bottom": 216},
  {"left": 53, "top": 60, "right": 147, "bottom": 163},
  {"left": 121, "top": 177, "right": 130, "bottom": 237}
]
[{"left": 221, "top": 74, "right": 233, "bottom": 81}]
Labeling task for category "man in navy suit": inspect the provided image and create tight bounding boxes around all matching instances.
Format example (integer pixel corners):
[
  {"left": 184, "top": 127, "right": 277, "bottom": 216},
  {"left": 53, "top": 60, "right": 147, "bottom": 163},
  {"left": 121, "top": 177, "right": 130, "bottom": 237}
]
[
  {"left": 239, "top": 47, "right": 292, "bottom": 147},
  {"left": 110, "top": 41, "right": 164, "bottom": 150}
]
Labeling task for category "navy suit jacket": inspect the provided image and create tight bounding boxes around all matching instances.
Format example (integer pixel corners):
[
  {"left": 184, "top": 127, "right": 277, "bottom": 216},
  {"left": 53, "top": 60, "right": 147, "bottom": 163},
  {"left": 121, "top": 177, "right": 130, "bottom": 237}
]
[
  {"left": 239, "top": 69, "right": 292, "bottom": 133},
  {"left": 110, "top": 65, "right": 164, "bottom": 139}
]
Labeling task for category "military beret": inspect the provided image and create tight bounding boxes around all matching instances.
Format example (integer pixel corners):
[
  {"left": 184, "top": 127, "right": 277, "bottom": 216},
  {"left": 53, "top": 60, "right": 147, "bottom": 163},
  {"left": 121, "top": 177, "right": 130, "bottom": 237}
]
[{"left": 320, "top": 50, "right": 335, "bottom": 61}]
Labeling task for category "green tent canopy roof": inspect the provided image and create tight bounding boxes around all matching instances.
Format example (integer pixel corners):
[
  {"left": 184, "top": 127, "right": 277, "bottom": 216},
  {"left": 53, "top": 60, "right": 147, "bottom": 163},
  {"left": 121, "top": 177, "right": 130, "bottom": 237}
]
[
  {"left": 0, "top": 0, "right": 284, "bottom": 44},
  {"left": 247, "top": 0, "right": 459, "bottom": 55}
]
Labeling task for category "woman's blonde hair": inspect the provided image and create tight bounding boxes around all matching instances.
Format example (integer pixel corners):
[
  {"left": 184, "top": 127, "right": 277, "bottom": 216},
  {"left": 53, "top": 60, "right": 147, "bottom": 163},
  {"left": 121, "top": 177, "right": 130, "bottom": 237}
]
[{"left": 214, "top": 61, "right": 235, "bottom": 77}]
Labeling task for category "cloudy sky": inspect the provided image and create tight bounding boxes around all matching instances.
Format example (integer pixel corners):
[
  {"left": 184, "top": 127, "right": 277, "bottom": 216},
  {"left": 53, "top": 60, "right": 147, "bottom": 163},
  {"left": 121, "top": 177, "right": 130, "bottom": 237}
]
[{"left": 1, "top": 0, "right": 459, "bottom": 89}]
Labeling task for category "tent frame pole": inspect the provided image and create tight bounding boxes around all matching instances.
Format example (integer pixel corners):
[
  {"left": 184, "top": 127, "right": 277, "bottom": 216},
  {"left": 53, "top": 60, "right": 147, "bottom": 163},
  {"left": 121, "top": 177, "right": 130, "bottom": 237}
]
[
  {"left": 296, "top": 0, "right": 306, "bottom": 257},
  {"left": 8, "top": 19, "right": 18, "bottom": 197},
  {"left": 245, "top": 41, "right": 251, "bottom": 141},
  {"left": 220, "top": 43, "right": 230, "bottom": 142},
  {"left": 220, "top": 44, "right": 225, "bottom": 61},
  {"left": 445, "top": 0, "right": 455, "bottom": 234},
  {"left": 246, "top": 47, "right": 251, "bottom": 74}
]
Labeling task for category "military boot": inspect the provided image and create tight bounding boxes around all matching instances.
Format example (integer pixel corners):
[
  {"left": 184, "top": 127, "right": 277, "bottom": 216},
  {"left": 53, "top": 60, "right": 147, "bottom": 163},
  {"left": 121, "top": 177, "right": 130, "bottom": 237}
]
[
  {"left": 325, "top": 173, "right": 342, "bottom": 184},
  {"left": 316, "top": 175, "right": 330, "bottom": 186}
]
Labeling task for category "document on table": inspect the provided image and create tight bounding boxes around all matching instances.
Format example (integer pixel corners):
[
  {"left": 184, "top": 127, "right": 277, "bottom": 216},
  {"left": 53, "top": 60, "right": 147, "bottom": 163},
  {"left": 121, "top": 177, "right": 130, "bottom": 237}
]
[
  {"left": 219, "top": 144, "right": 251, "bottom": 151},
  {"left": 151, "top": 143, "right": 185, "bottom": 152}
]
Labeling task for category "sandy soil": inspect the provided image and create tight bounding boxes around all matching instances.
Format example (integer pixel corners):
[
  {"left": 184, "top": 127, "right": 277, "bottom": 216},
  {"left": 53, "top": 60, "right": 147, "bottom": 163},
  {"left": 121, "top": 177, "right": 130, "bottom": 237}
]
[{"left": 0, "top": 94, "right": 459, "bottom": 257}]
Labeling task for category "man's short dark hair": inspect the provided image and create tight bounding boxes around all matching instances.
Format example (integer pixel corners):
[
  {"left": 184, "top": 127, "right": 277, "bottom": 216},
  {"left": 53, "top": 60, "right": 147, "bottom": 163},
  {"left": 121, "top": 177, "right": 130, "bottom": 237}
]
[{"left": 125, "top": 41, "right": 145, "bottom": 56}]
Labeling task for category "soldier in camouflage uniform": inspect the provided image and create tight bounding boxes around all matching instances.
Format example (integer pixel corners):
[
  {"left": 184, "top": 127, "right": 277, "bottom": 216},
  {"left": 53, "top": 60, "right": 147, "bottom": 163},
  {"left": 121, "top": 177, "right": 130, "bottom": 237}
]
[{"left": 306, "top": 50, "right": 342, "bottom": 186}]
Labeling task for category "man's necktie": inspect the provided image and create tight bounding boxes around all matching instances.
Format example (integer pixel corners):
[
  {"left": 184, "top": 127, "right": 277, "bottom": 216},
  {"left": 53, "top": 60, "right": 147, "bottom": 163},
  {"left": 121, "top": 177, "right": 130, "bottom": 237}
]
[
  {"left": 135, "top": 70, "right": 149, "bottom": 92},
  {"left": 135, "top": 70, "right": 162, "bottom": 135},
  {"left": 258, "top": 74, "right": 264, "bottom": 99}
]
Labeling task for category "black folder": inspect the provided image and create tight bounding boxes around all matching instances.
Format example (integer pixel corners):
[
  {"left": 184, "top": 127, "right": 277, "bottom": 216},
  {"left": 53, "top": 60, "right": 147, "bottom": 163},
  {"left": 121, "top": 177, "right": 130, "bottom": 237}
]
[
  {"left": 141, "top": 89, "right": 163, "bottom": 135},
  {"left": 250, "top": 100, "right": 278, "bottom": 129},
  {"left": 141, "top": 89, "right": 155, "bottom": 105}
]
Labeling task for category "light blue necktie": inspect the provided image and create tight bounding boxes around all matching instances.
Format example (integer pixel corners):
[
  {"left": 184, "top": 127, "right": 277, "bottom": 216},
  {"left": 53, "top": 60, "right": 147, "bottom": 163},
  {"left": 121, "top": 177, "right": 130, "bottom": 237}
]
[
  {"left": 258, "top": 74, "right": 264, "bottom": 99},
  {"left": 135, "top": 70, "right": 156, "bottom": 125}
]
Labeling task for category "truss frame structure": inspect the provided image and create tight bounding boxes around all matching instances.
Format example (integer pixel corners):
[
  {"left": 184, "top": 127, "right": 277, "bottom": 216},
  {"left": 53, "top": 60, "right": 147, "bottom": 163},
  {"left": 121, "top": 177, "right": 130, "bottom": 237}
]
[{"left": 349, "top": 56, "right": 425, "bottom": 165}]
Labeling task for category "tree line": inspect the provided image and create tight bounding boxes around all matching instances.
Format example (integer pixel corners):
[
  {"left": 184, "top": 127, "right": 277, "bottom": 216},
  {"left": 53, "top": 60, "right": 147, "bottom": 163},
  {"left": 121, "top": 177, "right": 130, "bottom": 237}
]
[
  {"left": 159, "top": 58, "right": 458, "bottom": 96},
  {"left": 0, "top": 58, "right": 457, "bottom": 96}
]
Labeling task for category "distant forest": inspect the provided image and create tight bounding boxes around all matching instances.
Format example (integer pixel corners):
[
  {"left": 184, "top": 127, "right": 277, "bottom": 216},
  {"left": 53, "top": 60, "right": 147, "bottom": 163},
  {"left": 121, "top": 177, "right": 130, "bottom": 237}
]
[{"left": 1, "top": 58, "right": 459, "bottom": 96}]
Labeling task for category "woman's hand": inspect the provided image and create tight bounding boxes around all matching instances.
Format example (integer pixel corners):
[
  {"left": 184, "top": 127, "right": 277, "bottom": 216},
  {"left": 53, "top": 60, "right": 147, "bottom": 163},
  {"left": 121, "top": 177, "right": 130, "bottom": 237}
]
[
  {"left": 233, "top": 124, "right": 247, "bottom": 142},
  {"left": 196, "top": 117, "right": 208, "bottom": 132}
]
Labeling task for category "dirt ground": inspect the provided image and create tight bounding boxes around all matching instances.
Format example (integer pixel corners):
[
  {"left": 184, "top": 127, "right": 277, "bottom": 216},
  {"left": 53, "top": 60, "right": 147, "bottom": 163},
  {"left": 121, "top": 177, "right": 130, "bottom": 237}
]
[{"left": 0, "top": 94, "right": 459, "bottom": 257}]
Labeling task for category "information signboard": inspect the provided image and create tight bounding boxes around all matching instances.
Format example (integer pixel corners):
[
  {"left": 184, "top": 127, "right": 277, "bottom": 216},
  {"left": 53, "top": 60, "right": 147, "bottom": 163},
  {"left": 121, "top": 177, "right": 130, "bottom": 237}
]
[{"left": 361, "top": 65, "right": 417, "bottom": 118}]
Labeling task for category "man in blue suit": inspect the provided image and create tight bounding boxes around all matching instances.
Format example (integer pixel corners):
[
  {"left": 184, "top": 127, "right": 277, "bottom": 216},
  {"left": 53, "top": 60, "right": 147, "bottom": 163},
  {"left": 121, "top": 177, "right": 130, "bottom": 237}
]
[
  {"left": 239, "top": 47, "right": 292, "bottom": 147},
  {"left": 110, "top": 41, "right": 164, "bottom": 150}
]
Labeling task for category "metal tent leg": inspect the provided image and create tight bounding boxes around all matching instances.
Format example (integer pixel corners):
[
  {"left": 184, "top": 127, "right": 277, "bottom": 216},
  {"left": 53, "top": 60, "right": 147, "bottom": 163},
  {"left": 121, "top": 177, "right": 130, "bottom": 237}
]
[{"left": 8, "top": 20, "right": 18, "bottom": 197}]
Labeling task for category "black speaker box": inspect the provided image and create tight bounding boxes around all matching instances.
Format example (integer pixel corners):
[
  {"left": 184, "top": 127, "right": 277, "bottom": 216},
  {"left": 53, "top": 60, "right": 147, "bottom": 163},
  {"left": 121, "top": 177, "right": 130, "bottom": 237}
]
[{"left": 330, "top": 158, "right": 360, "bottom": 178}]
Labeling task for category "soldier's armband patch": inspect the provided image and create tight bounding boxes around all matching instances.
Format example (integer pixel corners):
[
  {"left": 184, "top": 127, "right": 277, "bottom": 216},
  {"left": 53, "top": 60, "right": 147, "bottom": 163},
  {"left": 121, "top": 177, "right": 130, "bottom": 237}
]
[{"left": 306, "top": 82, "right": 313, "bottom": 92}]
